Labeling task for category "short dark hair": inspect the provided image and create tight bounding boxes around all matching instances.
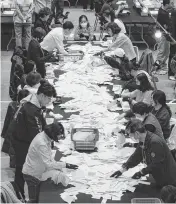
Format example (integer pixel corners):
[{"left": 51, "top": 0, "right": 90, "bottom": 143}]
[
  {"left": 24, "top": 60, "right": 35, "bottom": 74},
  {"left": 63, "top": 21, "right": 74, "bottom": 30},
  {"left": 44, "top": 122, "right": 65, "bottom": 142},
  {"left": 33, "top": 27, "right": 46, "bottom": 39},
  {"left": 152, "top": 90, "right": 172, "bottom": 117},
  {"left": 26, "top": 71, "right": 42, "bottom": 87},
  {"left": 126, "top": 119, "right": 146, "bottom": 134},
  {"left": 17, "top": 89, "right": 30, "bottom": 102},
  {"left": 37, "top": 79, "right": 57, "bottom": 97},
  {"left": 106, "top": 22, "right": 121, "bottom": 34},
  {"left": 132, "top": 102, "right": 150, "bottom": 115},
  {"left": 163, "top": 0, "right": 170, "bottom": 6},
  {"left": 136, "top": 73, "right": 153, "bottom": 92},
  {"left": 38, "top": 7, "right": 51, "bottom": 18},
  {"left": 161, "top": 185, "right": 176, "bottom": 203}
]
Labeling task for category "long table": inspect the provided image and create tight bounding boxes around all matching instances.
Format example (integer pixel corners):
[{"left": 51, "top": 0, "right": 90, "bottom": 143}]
[{"left": 38, "top": 41, "right": 161, "bottom": 203}]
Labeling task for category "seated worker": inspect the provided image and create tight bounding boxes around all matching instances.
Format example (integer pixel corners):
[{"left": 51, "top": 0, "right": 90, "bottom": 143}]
[
  {"left": 100, "top": 48, "right": 133, "bottom": 81},
  {"left": 99, "top": 3, "right": 126, "bottom": 34},
  {"left": 22, "top": 122, "right": 78, "bottom": 203},
  {"left": 121, "top": 73, "right": 154, "bottom": 105},
  {"left": 34, "top": 7, "right": 51, "bottom": 35},
  {"left": 151, "top": 90, "right": 172, "bottom": 140},
  {"left": 1, "top": 89, "right": 30, "bottom": 168},
  {"left": 167, "top": 124, "right": 176, "bottom": 161},
  {"left": 111, "top": 119, "right": 176, "bottom": 188},
  {"left": 74, "top": 15, "right": 95, "bottom": 41},
  {"left": 132, "top": 102, "right": 164, "bottom": 138},
  {"left": 96, "top": 23, "right": 136, "bottom": 61},
  {"left": 27, "top": 27, "right": 54, "bottom": 78},
  {"left": 23, "top": 71, "right": 42, "bottom": 94},
  {"left": 121, "top": 67, "right": 153, "bottom": 92},
  {"left": 40, "top": 21, "right": 74, "bottom": 55}
]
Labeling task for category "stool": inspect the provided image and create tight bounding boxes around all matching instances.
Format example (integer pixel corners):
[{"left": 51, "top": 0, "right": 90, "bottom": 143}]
[
  {"left": 64, "top": 0, "right": 70, "bottom": 7},
  {"left": 7, "top": 28, "right": 15, "bottom": 51}
]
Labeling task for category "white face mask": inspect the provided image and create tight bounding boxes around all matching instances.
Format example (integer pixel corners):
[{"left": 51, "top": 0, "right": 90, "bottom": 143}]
[
  {"left": 135, "top": 116, "right": 144, "bottom": 121},
  {"left": 81, "top": 22, "right": 87, "bottom": 28}
]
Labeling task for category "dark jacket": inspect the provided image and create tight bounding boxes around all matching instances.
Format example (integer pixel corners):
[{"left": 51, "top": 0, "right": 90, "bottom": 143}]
[
  {"left": 34, "top": 18, "right": 51, "bottom": 34},
  {"left": 124, "top": 131, "right": 176, "bottom": 187},
  {"left": 27, "top": 39, "right": 52, "bottom": 78},
  {"left": 143, "top": 113, "right": 164, "bottom": 139},
  {"left": 13, "top": 94, "right": 46, "bottom": 166},
  {"left": 171, "top": 9, "right": 176, "bottom": 40},
  {"left": 1, "top": 102, "right": 19, "bottom": 154},
  {"left": 152, "top": 106, "right": 171, "bottom": 140},
  {"left": 157, "top": 7, "right": 171, "bottom": 32},
  {"left": 104, "top": 55, "right": 133, "bottom": 81}
]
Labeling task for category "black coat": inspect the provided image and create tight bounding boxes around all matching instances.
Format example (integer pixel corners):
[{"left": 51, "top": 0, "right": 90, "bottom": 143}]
[
  {"left": 34, "top": 18, "right": 51, "bottom": 34},
  {"left": 27, "top": 39, "right": 52, "bottom": 78},
  {"left": 104, "top": 55, "right": 133, "bottom": 81},
  {"left": 13, "top": 102, "right": 46, "bottom": 166},
  {"left": 124, "top": 131, "right": 176, "bottom": 187}
]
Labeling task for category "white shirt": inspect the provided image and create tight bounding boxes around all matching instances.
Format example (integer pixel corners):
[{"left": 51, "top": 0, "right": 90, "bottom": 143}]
[
  {"left": 114, "top": 19, "right": 126, "bottom": 34},
  {"left": 40, "top": 27, "right": 67, "bottom": 54},
  {"left": 22, "top": 131, "right": 66, "bottom": 180}
]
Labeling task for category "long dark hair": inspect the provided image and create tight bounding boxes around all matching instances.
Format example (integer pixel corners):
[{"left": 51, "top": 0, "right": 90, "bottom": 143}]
[
  {"left": 106, "top": 22, "right": 121, "bottom": 35},
  {"left": 79, "top": 15, "right": 90, "bottom": 29},
  {"left": 152, "top": 90, "right": 172, "bottom": 117},
  {"left": 136, "top": 73, "right": 153, "bottom": 92}
]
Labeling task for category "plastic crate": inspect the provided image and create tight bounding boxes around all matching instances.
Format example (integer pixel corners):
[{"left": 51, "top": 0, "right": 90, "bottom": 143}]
[
  {"left": 71, "top": 128, "right": 99, "bottom": 151},
  {"left": 58, "top": 52, "right": 84, "bottom": 62},
  {"left": 131, "top": 198, "right": 161, "bottom": 203}
]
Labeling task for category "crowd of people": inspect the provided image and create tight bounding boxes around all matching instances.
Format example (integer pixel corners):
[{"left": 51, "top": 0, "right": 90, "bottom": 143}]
[{"left": 1, "top": 0, "right": 176, "bottom": 203}]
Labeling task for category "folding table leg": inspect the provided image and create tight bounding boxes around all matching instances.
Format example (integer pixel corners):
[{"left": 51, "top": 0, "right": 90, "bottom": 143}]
[
  {"left": 94, "top": 16, "right": 98, "bottom": 31},
  {"left": 7, "top": 29, "right": 15, "bottom": 51}
]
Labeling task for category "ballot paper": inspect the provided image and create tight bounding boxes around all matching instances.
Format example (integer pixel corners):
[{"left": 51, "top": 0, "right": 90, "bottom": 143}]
[{"left": 46, "top": 44, "right": 148, "bottom": 202}]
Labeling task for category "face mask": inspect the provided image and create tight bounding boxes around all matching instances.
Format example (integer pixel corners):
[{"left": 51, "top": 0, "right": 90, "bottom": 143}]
[
  {"left": 135, "top": 116, "right": 144, "bottom": 121},
  {"left": 81, "top": 22, "right": 88, "bottom": 28},
  {"left": 131, "top": 137, "right": 139, "bottom": 143}
]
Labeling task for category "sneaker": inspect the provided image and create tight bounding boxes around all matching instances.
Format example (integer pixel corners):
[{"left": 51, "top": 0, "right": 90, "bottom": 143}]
[{"left": 169, "top": 76, "right": 176, "bottom": 81}]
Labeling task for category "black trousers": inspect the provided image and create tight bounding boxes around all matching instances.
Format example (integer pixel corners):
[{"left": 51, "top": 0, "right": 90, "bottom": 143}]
[
  {"left": 83, "top": 0, "right": 94, "bottom": 10},
  {"left": 168, "top": 44, "right": 176, "bottom": 76}
]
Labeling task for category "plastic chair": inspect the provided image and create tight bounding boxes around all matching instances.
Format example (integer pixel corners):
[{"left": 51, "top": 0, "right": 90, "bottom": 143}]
[
  {"left": 64, "top": 0, "right": 70, "bottom": 7},
  {"left": 131, "top": 198, "right": 161, "bottom": 203}
]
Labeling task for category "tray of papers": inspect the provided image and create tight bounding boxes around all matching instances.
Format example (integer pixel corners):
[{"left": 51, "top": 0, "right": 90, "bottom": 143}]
[
  {"left": 58, "top": 51, "right": 84, "bottom": 62},
  {"left": 71, "top": 128, "right": 99, "bottom": 151}
]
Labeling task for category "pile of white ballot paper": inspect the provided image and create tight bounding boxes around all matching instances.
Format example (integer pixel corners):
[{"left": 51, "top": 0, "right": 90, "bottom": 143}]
[{"left": 47, "top": 43, "right": 149, "bottom": 203}]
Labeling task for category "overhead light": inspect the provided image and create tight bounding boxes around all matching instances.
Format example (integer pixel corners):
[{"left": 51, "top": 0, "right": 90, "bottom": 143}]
[{"left": 155, "top": 30, "right": 162, "bottom": 38}]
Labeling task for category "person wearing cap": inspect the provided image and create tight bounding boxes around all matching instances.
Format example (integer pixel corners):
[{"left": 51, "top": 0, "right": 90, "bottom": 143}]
[
  {"left": 23, "top": 122, "right": 78, "bottom": 203},
  {"left": 111, "top": 119, "right": 176, "bottom": 188},
  {"left": 40, "top": 21, "right": 74, "bottom": 55},
  {"left": 96, "top": 22, "right": 136, "bottom": 62},
  {"left": 100, "top": 48, "right": 133, "bottom": 81},
  {"left": 27, "top": 27, "right": 54, "bottom": 78}
]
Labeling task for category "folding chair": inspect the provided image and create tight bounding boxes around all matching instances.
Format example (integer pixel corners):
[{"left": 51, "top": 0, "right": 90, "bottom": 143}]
[{"left": 7, "top": 28, "right": 15, "bottom": 51}]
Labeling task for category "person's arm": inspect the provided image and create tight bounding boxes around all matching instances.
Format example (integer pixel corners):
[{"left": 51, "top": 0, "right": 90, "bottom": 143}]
[
  {"left": 141, "top": 141, "right": 165, "bottom": 175},
  {"left": 14, "top": 0, "right": 25, "bottom": 21},
  {"left": 121, "top": 89, "right": 138, "bottom": 99},
  {"left": 38, "top": 145, "right": 66, "bottom": 170},
  {"left": 32, "top": 41, "right": 53, "bottom": 63},
  {"left": 123, "top": 145, "right": 143, "bottom": 169},
  {"left": 25, "top": 2, "right": 34, "bottom": 19}
]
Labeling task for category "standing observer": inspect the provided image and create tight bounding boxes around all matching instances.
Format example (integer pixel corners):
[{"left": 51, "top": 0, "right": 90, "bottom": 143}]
[{"left": 13, "top": 0, "right": 33, "bottom": 49}]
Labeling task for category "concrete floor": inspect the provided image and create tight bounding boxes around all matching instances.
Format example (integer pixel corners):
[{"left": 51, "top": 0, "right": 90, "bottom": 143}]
[{"left": 0, "top": 7, "right": 176, "bottom": 199}]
